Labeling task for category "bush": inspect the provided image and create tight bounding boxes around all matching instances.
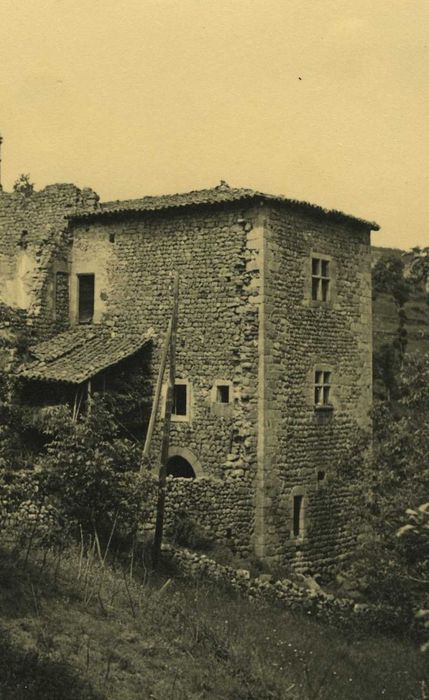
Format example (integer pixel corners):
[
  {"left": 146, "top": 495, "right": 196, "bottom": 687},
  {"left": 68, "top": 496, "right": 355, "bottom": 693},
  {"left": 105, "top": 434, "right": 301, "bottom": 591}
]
[
  {"left": 38, "top": 401, "right": 156, "bottom": 548},
  {"left": 337, "top": 353, "right": 429, "bottom": 614}
]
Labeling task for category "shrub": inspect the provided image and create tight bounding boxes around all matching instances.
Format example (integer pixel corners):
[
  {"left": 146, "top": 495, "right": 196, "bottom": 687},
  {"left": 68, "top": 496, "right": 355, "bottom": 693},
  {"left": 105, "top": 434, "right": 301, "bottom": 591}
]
[
  {"left": 337, "top": 354, "right": 429, "bottom": 614},
  {"left": 38, "top": 400, "right": 156, "bottom": 548}
]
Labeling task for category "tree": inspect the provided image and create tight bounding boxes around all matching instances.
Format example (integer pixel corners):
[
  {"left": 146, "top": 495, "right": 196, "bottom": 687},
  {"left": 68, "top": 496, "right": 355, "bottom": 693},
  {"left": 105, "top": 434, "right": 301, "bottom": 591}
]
[
  {"left": 13, "top": 174, "right": 34, "bottom": 197},
  {"left": 338, "top": 353, "right": 429, "bottom": 612},
  {"left": 372, "top": 254, "right": 411, "bottom": 398}
]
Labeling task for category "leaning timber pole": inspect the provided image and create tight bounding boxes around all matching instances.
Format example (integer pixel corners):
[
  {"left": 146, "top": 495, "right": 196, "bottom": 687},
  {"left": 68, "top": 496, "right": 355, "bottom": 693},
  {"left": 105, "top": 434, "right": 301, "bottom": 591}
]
[
  {"left": 141, "top": 303, "right": 175, "bottom": 470},
  {"left": 152, "top": 272, "right": 179, "bottom": 570}
]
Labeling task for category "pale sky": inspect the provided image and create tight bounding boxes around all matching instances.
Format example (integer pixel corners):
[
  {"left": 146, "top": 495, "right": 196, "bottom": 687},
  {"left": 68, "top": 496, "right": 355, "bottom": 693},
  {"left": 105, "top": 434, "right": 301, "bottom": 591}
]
[{"left": 1, "top": 0, "right": 428, "bottom": 248}]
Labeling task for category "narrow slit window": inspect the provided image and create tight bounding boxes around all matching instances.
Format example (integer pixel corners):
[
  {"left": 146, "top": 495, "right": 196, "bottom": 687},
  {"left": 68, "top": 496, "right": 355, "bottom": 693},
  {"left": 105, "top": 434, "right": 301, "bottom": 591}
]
[
  {"left": 172, "top": 383, "right": 188, "bottom": 416},
  {"left": 216, "top": 384, "right": 230, "bottom": 404},
  {"left": 311, "top": 257, "right": 330, "bottom": 301},
  {"left": 315, "top": 370, "right": 332, "bottom": 407},
  {"left": 293, "top": 495, "right": 304, "bottom": 537},
  {"left": 78, "top": 274, "right": 95, "bottom": 324}
]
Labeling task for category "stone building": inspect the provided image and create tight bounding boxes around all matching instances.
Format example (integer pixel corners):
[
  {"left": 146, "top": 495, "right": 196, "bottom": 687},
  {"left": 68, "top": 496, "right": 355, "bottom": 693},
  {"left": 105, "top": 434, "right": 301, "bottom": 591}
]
[{"left": 0, "top": 180, "right": 379, "bottom": 573}]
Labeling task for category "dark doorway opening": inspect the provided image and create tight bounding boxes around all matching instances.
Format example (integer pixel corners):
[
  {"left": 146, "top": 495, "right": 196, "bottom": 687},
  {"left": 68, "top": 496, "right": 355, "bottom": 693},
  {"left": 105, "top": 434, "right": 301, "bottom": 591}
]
[{"left": 166, "top": 455, "right": 196, "bottom": 478}]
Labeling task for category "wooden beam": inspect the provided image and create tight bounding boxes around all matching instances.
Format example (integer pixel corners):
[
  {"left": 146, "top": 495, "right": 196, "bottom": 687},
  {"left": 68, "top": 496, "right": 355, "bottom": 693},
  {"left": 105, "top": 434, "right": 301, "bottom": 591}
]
[
  {"left": 152, "top": 271, "right": 179, "bottom": 569},
  {"left": 141, "top": 307, "right": 174, "bottom": 469}
]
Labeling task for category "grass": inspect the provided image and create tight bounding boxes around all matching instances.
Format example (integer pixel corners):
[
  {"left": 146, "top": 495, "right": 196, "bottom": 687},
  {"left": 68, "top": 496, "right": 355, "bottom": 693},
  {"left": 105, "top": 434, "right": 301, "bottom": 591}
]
[{"left": 0, "top": 541, "right": 428, "bottom": 700}]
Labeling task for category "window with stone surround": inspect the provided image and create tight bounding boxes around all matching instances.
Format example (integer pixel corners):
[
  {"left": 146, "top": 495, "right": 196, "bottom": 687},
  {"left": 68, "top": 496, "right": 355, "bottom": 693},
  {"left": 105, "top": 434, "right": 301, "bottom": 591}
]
[
  {"left": 311, "top": 256, "right": 331, "bottom": 302},
  {"left": 77, "top": 273, "right": 95, "bottom": 324},
  {"left": 211, "top": 379, "right": 233, "bottom": 404},
  {"left": 290, "top": 486, "right": 307, "bottom": 540},
  {"left": 216, "top": 384, "right": 230, "bottom": 403},
  {"left": 293, "top": 495, "right": 304, "bottom": 537},
  {"left": 172, "top": 379, "right": 191, "bottom": 422},
  {"left": 314, "top": 369, "right": 332, "bottom": 408}
]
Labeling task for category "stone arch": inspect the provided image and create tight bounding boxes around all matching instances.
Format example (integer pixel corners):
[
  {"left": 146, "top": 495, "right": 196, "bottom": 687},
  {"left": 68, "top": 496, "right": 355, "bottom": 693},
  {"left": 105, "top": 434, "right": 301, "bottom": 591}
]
[{"left": 167, "top": 446, "right": 203, "bottom": 478}]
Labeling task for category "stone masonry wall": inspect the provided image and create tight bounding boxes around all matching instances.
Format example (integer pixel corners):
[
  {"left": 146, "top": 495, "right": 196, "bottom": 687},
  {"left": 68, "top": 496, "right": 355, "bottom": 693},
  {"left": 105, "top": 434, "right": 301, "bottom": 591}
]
[
  {"left": 69, "top": 204, "right": 263, "bottom": 552},
  {"left": 0, "top": 184, "right": 99, "bottom": 338},
  {"left": 162, "top": 476, "right": 253, "bottom": 557},
  {"left": 259, "top": 203, "right": 373, "bottom": 574}
]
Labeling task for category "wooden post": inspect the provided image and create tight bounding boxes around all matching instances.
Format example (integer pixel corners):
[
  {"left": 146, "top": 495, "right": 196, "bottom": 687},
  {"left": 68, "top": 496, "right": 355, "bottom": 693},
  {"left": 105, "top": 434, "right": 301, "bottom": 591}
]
[
  {"left": 141, "top": 309, "right": 175, "bottom": 470},
  {"left": 152, "top": 272, "right": 179, "bottom": 570}
]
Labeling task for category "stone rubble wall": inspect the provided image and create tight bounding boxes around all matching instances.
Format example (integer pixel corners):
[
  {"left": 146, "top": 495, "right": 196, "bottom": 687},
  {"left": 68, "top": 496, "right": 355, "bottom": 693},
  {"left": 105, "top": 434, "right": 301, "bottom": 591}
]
[
  {"left": 162, "top": 543, "right": 405, "bottom": 633},
  {"left": 161, "top": 475, "right": 254, "bottom": 557},
  {"left": 259, "top": 204, "right": 373, "bottom": 572},
  {"left": 0, "top": 184, "right": 99, "bottom": 337}
]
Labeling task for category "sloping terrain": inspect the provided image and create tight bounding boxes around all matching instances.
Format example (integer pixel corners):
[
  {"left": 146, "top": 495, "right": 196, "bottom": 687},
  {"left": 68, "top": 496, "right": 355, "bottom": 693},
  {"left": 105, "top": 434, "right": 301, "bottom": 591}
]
[{"left": 0, "top": 544, "right": 427, "bottom": 700}]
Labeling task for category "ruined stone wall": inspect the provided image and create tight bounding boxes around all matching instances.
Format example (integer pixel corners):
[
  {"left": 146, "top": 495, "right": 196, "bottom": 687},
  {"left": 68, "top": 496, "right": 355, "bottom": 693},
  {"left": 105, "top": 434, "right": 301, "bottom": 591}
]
[
  {"left": 259, "top": 204, "right": 372, "bottom": 573},
  {"left": 0, "top": 184, "right": 99, "bottom": 338},
  {"left": 70, "top": 204, "right": 263, "bottom": 550}
]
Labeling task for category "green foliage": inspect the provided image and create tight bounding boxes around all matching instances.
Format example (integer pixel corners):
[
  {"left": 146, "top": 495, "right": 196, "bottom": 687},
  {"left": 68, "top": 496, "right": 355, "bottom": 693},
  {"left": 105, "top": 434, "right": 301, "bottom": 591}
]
[
  {"left": 372, "top": 255, "right": 411, "bottom": 307},
  {"left": 37, "top": 400, "right": 156, "bottom": 547},
  {"left": 397, "top": 503, "right": 429, "bottom": 652},
  {"left": 373, "top": 342, "right": 402, "bottom": 399},
  {"left": 338, "top": 353, "right": 429, "bottom": 613},
  {"left": 13, "top": 173, "right": 34, "bottom": 196},
  {"left": 408, "top": 246, "right": 429, "bottom": 289},
  {"left": 372, "top": 255, "right": 413, "bottom": 398}
]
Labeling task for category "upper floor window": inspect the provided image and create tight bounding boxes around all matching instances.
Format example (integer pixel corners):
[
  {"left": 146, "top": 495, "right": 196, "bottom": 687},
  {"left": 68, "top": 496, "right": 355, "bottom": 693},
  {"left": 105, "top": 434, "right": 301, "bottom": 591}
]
[
  {"left": 311, "top": 257, "right": 330, "bottom": 302},
  {"left": 314, "top": 369, "right": 332, "bottom": 407},
  {"left": 172, "top": 379, "right": 191, "bottom": 422},
  {"left": 78, "top": 273, "right": 95, "bottom": 324}
]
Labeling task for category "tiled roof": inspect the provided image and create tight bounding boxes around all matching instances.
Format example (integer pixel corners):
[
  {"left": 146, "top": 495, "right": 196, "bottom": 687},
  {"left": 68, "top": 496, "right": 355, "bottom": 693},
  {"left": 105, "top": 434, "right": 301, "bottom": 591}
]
[
  {"left": 18, "top": 325, "right": 154, "bottom": 384},
  {"left": 70, "top": 182, "right": 380, "bottom": 230}
]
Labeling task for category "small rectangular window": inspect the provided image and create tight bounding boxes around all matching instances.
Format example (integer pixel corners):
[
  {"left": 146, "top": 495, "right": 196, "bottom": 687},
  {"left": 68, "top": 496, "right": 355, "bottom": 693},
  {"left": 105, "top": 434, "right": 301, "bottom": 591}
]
[
  {"left": 311, "top": 257, "right": 330, "bottom": 302},
  {"left": 293, "top": 495, "right": 303, "bottom": 537},
  {"left": 173, "top": 383, "right": 188, "bottom": 416},
  {"left": 314, "top": 369, "right": 332, "bottom": 407},
  {"left": 78, "top": 274, "right": 95, "bottom": 324},
  {"left": 216, "top": 385, "right": 230, "bottom": 404}
]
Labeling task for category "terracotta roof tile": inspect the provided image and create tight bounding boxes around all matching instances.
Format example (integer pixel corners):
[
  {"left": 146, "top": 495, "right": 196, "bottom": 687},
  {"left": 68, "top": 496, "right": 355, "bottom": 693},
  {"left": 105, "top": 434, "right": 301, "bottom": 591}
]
[
  {"left": 70, "top": 182, "right": 380, "bottom": 230},
  {"left": 18, "top": 325, "right": 154, "bottom": 384}
]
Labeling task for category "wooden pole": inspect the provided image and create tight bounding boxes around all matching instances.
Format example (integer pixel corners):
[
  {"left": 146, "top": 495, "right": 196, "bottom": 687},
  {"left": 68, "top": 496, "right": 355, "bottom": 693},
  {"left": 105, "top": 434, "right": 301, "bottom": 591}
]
[
  {"left": 141, "top": 315, "right": 174, "bottom": 470},
  {"left": 152, "top": 272, "right": 179, "bottom": 570}
]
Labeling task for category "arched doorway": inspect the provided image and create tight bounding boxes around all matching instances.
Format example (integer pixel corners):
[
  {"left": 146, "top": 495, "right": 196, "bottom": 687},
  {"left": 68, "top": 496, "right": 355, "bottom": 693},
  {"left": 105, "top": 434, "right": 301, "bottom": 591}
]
[
  {"left": 166, "top": 455, "right": 195, "bottom": 478},
  {"left": 166, "top": 446, "right": 203, "bottom": 478}
]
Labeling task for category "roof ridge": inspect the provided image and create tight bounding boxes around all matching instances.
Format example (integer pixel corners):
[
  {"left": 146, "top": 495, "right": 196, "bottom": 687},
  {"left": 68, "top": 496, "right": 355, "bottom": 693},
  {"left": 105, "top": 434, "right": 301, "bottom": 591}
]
[{"left": 69, "top": 184, "right": 379, "bottom": 231}]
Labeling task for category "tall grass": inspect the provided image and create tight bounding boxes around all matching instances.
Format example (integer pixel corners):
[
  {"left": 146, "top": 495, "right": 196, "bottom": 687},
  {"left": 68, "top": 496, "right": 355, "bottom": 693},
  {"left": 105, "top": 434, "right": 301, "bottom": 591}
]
[{"left": 0, "top": 540, "right": 427, "bottom": 699}]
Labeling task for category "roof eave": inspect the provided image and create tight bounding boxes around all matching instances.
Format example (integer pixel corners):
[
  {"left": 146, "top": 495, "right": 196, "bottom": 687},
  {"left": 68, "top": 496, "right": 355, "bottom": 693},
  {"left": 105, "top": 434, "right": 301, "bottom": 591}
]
[{"left": 67, "top": 192, "right": 379, "bottom": 231}]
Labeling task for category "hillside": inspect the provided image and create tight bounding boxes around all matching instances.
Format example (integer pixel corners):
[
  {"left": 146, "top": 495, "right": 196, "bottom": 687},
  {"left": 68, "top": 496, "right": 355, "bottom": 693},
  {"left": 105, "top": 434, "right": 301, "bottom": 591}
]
[
  {"left": 372, "top": 246, "right": 429, "bottom": 355},
  {"left": 0, "top": 542, "right": 427, "bottom": 700}
]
